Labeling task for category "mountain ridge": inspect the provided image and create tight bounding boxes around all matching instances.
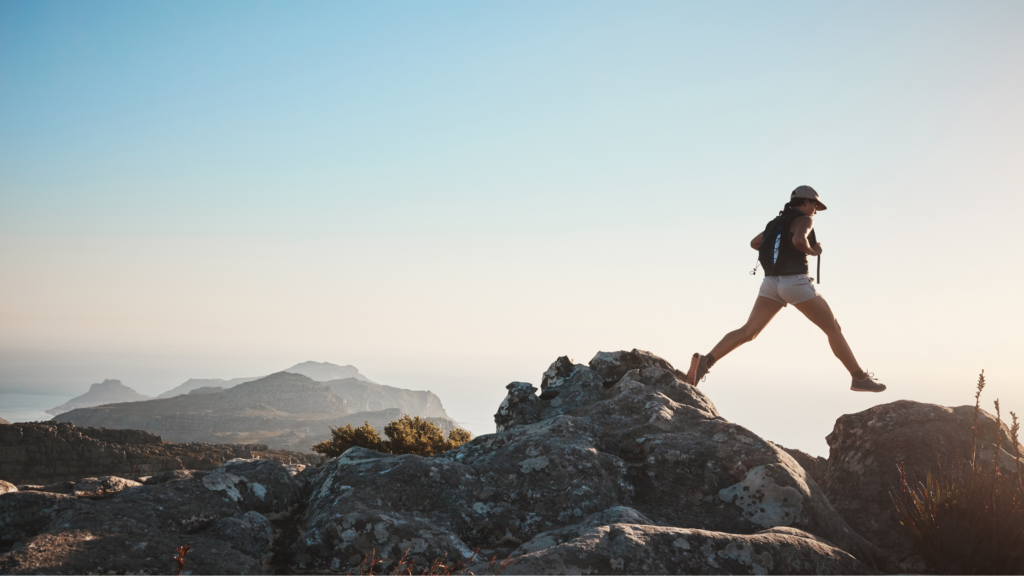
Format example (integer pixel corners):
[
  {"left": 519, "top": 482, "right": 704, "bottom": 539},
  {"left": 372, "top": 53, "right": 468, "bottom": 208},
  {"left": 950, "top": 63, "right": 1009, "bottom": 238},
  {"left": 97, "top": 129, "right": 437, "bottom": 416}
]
[
  {"left": 45, "top": 380, "right": 152, "bottom": 416},
  {"left": 52, "top": 372, "right": 456, "bottom": 452}
]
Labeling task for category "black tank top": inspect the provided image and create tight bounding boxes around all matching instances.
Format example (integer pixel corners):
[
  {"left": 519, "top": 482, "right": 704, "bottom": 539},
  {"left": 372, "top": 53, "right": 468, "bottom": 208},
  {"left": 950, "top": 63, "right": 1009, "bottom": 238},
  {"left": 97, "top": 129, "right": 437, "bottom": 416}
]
[{"left": 758, "top": 209, "right": 817, "bottom": 277}]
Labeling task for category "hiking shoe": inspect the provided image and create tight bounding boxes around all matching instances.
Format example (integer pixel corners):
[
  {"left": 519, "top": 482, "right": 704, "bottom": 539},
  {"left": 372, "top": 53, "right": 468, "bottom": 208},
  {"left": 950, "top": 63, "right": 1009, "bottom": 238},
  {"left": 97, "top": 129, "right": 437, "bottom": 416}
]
[
  {"left": 686, "top": 353, "right": 711, "bottom": 386},
  {"left": 851, "top": 371, "right": 886, "bottom": 393}
]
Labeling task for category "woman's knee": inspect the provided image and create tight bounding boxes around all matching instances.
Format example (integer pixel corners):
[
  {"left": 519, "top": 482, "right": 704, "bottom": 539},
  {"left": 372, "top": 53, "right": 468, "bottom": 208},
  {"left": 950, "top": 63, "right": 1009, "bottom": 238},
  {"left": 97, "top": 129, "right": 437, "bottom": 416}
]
[{"left": 821, "top": 318, "right": 842, "bottom": 336}]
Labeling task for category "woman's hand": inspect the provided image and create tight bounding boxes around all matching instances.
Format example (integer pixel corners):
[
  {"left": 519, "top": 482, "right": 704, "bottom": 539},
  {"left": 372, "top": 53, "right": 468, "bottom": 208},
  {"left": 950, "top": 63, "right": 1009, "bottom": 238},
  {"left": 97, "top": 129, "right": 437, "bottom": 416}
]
[{"left": 812, "top": 243, "right": 823, "bottom": 256}]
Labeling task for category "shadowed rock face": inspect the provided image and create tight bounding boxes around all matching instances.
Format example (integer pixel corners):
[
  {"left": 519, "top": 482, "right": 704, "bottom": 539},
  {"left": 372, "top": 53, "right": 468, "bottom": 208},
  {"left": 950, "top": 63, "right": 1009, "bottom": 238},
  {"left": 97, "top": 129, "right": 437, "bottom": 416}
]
[
  {"left": 0, "top": 421, "right": 318, "bottom": 486},
  {"left": 823, "top": 399, "right": 1022, "bottom": 572},
  {"left": 0, "top": 459, "right": 301, "bottom": 575},
  {"left": 291, "top": 350, "right": 880, "bottom": 574}
]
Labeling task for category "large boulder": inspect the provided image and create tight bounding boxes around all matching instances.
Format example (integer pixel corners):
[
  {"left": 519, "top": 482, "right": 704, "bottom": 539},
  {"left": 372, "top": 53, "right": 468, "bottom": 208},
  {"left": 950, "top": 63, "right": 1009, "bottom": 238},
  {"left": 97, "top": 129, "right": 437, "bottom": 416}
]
[
  {"left": 0, "top": 459, "right": 301, "bottom": 574},
  {"left": 290, "top": 350, "right": 881, "bottom": 574},
  {"left": 822, "top": 399, "right": 1021, "bottom": 571}
]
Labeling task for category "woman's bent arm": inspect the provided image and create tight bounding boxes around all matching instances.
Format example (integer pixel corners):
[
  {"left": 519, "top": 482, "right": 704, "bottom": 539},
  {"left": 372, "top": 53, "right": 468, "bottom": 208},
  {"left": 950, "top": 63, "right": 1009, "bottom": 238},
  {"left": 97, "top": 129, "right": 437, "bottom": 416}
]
[{"left": 750, "top": 232, "right": 763, "bottom": 250}]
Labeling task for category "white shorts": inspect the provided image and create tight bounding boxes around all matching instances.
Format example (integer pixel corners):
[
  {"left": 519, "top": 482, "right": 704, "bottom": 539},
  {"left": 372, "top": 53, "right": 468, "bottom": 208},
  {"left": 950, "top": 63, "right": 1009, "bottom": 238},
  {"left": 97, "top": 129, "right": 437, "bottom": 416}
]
[{"left": 758, "top": 274, "right": 819, "bottom": 306}]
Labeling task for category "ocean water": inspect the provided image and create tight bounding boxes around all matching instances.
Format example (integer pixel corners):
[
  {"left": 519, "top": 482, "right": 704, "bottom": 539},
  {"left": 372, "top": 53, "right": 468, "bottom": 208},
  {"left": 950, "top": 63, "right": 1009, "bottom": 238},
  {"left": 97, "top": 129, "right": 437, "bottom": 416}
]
[{"left": 0, "top": 393, "right": 68, "bottom": 423}]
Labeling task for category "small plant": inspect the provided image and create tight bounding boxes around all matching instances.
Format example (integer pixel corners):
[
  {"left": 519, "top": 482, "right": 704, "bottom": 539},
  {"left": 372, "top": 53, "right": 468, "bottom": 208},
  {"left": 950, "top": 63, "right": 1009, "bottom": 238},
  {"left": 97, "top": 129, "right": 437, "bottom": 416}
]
[
  {"left": 892, "top": 371, "right": 1024, "bottom": 574},
  {"left": 174, "top": 544, "right": 191, "bottom": 576},
  {"left": 312, "top": 416, "right": 472, "bottom": 458}
]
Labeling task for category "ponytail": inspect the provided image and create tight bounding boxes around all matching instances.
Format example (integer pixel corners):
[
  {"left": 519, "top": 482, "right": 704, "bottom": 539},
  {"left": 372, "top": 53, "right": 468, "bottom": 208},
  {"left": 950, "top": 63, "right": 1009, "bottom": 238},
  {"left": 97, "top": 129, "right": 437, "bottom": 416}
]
[{"left": 779, "top": 198, "right": 810, "bottom": 216}]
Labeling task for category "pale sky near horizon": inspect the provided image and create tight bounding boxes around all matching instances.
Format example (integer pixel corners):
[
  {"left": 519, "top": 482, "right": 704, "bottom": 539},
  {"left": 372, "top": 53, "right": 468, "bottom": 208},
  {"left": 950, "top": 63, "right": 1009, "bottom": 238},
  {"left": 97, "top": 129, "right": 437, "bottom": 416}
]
[{"left": 2, "top": 1, "right": 1022, "bottom": 455}]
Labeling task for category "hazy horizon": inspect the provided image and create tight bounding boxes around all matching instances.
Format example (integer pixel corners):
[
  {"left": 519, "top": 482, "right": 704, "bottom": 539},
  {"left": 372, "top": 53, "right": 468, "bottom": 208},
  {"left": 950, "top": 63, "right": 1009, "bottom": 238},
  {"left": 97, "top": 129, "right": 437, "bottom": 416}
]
[{"left": 2, "top": 0, "right": 1023, "bottom": 456}]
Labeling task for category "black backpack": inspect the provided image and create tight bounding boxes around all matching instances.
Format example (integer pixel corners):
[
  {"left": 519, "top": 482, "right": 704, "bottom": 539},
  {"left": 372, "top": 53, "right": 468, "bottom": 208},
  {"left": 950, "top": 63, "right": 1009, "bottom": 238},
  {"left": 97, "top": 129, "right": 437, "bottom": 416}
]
[{"left": 754, "top": 209, "right": 817, "bottom": 278}]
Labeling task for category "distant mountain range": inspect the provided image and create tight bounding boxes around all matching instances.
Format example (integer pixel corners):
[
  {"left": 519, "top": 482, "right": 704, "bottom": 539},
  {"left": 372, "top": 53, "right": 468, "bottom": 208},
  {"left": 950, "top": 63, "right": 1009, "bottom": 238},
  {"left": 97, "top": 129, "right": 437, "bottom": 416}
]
[
  {"left": 0, "top": 416, "right": 9, "bottom": 425},
  {"left": 53, "top": 371, "right": 457, "bottom": 452},
  {"left": 154, "top": 361, "right": 374, "bottom": 399},
  {"left": 45, "top": 380, "right": 152, "bottom": 416}
]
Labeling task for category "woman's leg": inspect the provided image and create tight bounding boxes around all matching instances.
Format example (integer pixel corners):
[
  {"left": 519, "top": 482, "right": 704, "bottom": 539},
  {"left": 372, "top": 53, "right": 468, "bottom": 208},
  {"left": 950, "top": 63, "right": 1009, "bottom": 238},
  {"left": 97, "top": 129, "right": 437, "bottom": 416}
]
[
  {"left": 708, "top": 296, "right": 785, "bottom": 361},
  {"left": 793, "top": 295, "right": 862, "bottom": 375}
]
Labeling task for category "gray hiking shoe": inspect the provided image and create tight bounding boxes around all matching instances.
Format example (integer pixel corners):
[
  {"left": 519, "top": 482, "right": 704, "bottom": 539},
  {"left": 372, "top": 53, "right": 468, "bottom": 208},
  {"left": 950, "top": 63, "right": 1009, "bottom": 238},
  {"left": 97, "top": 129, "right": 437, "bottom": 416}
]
[
  {"left": 851, "top": 371, "right": 886, "bottom": 393},
  {"left": 686, "top": 353, "right": 711, "bottom": 386}
]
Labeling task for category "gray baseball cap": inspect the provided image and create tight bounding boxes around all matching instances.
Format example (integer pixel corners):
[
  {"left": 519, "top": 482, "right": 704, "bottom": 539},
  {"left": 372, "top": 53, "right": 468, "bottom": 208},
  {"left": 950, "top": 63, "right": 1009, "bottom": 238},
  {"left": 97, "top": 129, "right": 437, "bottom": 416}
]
[{"left": 791, "top": 185, "right": 827, "bottom": 210}]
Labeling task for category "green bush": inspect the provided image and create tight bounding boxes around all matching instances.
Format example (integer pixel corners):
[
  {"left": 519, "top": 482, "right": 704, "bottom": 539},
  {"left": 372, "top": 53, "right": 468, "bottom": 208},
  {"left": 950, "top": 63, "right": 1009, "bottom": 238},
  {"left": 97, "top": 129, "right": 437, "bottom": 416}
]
[
  {"left": 312, "top": 415, "right": 472, "bottom": 458},
  {"left": 892, "top": 371, "right": 1024, "bottom": 574}
]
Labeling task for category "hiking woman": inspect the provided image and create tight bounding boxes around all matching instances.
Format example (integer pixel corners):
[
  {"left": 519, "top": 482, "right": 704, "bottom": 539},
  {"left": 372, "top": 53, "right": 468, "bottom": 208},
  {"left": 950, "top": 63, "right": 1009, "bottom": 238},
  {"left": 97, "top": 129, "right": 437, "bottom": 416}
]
[{"left": 685, "top": 186, "right": 886, "bottom": 392}]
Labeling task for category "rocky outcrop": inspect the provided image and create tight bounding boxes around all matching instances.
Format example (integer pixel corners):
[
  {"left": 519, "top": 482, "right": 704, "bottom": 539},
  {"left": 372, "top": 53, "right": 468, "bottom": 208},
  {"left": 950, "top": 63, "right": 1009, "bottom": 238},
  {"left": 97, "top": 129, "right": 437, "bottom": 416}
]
[
  {"left": 290, "top": 350, "right": 880, "bottom": 574},
  {"left": 822, "top": 399, "right": 1021, "bottom": 571},
  {"left": 0, "top": 459, "right": 302, "bottom": 574},
  {"left": 13, "top": 350, "right": 1010, "bottom": 574},
  {"left": 0, "top": 481, "right": 15, "bottom": 495},
  {"left": 0, "top": 421, "right": 318, "bottom": 486},
  {"left": 45, "top": 379, "right": 151, "bottom": 416},
  {"left": 54, "top": 372, "right": 459, "bottom": 452}
]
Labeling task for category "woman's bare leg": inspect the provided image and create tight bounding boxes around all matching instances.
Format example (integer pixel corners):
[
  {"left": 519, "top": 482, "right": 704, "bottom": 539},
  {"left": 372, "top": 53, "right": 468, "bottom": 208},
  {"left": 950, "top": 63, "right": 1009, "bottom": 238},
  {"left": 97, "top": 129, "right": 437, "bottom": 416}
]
[
  {"left": 708, "top": 296, "right": 785, "bottom": 361},
  {"left": 793, "top": 295, "right": 862, "bottom": 375}
]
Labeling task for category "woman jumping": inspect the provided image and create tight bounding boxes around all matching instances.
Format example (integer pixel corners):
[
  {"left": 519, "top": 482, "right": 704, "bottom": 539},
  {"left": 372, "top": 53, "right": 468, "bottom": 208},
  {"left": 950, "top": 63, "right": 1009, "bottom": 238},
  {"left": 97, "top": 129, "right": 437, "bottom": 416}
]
[{"left": 685, "top": 186, "right": 886, "bottom": 393}]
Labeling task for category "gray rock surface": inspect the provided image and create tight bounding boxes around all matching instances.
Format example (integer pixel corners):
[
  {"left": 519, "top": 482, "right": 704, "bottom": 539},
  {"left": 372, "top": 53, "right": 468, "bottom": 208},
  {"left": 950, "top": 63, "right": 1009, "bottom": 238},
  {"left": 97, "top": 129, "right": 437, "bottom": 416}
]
[
  {"left": 822, "top": 399, "right": 1021, "bottom": 571},
  {"left": 45, "top": 379, "right": 152, "bottom": 416},
  {"left": 476, "top": 521, "right": 870, "bottom": 575},
  {"left": 0, "top": 459, "right": 300, "bottom": 575},
  {"left": 0, "top": 421, "right": 318, "bottom": 485},
  {"left": 290, "top": 350, "right": 880, "bottom": 574},
  {"left": 54, "top": 372, "right": 458, "bottom": 452}
]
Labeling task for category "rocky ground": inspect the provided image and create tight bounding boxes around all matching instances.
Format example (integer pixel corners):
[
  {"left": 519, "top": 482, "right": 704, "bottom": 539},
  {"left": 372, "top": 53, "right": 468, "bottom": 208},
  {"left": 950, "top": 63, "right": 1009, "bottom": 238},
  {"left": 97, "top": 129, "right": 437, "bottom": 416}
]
[
  {"left": 0, "top": 421, "right": 319, "bottom": 486},
  {"left": 1, "top": 350, "right": 1018, "bottom": 574}
]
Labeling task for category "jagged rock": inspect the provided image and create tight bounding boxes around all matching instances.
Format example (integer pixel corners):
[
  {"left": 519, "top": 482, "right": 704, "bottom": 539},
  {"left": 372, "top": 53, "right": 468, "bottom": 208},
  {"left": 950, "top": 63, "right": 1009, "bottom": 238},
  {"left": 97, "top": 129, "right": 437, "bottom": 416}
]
[
  {"left": 0, "top": 481, "right": 15, "bottom": 495},
  {"left": 291, "top": 350, "right": 880, "bottom": 574},
  {"left": 0, "top": 459, "right": 301, "bottom": 574},
  {"left": 822, "top": 399, "right": 1022, "bottom": 571},
  {"left": 71, "top": 476, "right": 142, "bottom": 496},
  {"left": 0, "top": 421, "right": 318, "bottom": 485}
]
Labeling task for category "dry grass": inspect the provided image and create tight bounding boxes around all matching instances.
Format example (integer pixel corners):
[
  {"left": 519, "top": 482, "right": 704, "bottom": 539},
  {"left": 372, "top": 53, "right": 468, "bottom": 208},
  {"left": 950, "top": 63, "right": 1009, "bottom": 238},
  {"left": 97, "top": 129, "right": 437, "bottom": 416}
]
[{"left": 891, "top": 371, "right": 1024, "bottom": 574}]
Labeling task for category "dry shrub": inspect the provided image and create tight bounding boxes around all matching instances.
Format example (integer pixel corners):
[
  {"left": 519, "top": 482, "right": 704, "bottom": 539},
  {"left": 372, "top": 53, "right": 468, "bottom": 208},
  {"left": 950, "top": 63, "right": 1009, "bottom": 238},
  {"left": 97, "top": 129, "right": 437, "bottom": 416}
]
[
  {"left": 312, "top": 415, "right": 472, "bottom": 458},
  {"left": 892, "top": 371, "right": 1024, "bottom": 574}
]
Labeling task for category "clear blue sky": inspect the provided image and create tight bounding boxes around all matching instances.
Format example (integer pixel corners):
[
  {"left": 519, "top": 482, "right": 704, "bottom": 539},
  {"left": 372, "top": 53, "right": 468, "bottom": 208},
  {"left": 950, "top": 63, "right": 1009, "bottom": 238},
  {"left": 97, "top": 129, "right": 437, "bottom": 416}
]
[{"left": 2, "top": 1, "right": 1022, "bottom": 454}]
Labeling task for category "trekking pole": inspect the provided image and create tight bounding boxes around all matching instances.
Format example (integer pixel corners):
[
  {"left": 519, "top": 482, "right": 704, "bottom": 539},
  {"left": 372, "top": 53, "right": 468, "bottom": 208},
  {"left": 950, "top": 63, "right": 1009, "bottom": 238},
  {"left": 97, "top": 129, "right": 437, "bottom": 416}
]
[{"left": 817, "top": 254, "right": 821, "bottom": 284}]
